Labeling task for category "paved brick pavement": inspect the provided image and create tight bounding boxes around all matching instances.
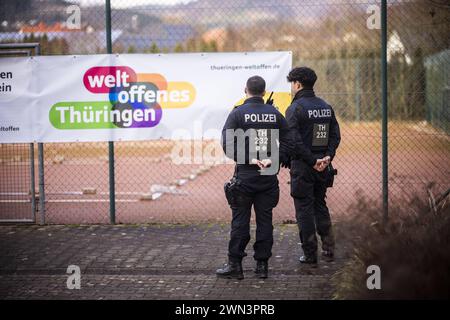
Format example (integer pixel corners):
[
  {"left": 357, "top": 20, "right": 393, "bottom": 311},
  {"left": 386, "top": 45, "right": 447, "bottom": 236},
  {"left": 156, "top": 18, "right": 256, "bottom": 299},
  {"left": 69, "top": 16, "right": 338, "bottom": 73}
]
[{"left": 0, "top": 224, "right": 350, "bottom": 300}]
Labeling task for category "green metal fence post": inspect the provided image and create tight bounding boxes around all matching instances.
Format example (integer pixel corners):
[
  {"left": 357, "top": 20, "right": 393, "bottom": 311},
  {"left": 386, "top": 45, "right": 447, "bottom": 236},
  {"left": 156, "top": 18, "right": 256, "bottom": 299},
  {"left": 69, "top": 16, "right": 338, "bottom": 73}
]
[
  {"left": 381, "top": 0, "right": 388, "bottom": 224},
  {"left": 105, "top": 0, "right": 116, "bottom": 224},
  {"left": 38, "top": 143, "right": 45, "bottom": 225},
  {"left": 30, "top": 143, "right": 36, "bottom": 222},
  {"left": 33, "top": 43, "right": 45, "bottom": 225},
  {"left": 355, "top": 59, "right": 361, "bottom": 122}
]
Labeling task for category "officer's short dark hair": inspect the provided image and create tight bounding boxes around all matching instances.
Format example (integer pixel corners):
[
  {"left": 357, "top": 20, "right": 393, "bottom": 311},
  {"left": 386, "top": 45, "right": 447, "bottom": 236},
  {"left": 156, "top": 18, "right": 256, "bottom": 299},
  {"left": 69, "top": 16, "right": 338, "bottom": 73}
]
[
  {"left": 287, "top": 67, "right": 317, "bottom": 88},
  {"left": 246, "top": 76, "right": 266, "bottom": 96}
]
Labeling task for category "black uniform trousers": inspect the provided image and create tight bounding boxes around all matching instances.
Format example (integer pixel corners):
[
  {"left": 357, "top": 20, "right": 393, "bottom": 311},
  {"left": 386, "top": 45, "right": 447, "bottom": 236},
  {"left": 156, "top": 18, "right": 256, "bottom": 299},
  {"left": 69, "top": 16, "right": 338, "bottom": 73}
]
[
  {"left": 290, "top": 159, "right": 335, "bottom": 257},
  {"left": 228, "top": 177, "right": 279, "bottom": 263}
]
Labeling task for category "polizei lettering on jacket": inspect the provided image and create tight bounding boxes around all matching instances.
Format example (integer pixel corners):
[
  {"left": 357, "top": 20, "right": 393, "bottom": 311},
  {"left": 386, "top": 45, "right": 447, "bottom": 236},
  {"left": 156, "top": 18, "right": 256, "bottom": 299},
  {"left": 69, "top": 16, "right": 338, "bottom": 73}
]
[
  {"left": 308, "top": 108, "right": 331, "bottom": 119},
  {"left": 244, "top": 113, "right": 277, "bottom": 123}
]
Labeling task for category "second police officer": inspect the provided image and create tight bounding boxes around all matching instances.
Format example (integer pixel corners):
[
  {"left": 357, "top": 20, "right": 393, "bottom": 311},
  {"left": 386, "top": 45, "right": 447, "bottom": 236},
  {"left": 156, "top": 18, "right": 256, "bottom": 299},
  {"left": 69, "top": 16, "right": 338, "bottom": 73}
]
[{"left": 284, "top": 67, "right": 341, "bottom": 264}]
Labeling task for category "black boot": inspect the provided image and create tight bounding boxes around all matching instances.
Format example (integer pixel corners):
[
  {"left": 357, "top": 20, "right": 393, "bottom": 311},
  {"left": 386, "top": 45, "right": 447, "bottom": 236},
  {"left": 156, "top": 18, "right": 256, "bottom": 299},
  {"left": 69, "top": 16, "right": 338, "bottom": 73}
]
[
  {"left": 299, "top": 255, "right": 317, "bottom": 264},
  {"left": 254, "top": 260, "right": 268, "bottom": 279},
  {"left": 321, "top": 250, "right": 334, "bottom": 262},
  {"left": 216, "top": 261, "right": 244, "bottom": 280}
]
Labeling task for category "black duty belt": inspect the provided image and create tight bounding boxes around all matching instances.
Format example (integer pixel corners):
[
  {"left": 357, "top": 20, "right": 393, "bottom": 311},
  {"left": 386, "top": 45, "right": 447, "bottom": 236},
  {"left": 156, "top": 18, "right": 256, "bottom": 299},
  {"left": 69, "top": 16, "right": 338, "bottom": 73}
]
[{"left": 292, "top": 152, "right": 326, "bottom": 160}]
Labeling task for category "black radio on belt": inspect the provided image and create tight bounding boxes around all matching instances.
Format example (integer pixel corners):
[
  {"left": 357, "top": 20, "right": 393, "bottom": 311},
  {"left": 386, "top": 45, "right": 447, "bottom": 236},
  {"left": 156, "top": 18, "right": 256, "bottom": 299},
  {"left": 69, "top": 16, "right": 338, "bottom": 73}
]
[
  {"left": 328, "top": 164, "right": 337, "bottom": 176},
  {"left": 326, "top": 163, "right": 337, "bottom": 188},
  {"left": 224, "top": 166, "right": 241, "bottom": 206}
]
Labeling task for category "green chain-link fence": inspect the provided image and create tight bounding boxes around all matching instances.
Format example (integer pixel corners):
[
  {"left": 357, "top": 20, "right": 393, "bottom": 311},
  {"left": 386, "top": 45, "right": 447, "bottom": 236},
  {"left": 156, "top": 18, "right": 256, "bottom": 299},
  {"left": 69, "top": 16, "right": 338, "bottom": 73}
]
[
  {"left": 425, "top": 49, "right": 450, "bottom": 134},
  {"left": 0, "top": 0, "right": 449, "bottom": 224}
]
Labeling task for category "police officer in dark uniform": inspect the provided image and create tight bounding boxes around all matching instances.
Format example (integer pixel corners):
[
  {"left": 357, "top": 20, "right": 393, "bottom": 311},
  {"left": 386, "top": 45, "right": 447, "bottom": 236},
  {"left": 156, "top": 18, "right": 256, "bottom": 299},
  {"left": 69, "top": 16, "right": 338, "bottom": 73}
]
[
  {"left": 284, "top": 67, "right": 341, "bottom": 264},
  {"left": 216, "top": 76, "right": 291, "bottom": 279}
]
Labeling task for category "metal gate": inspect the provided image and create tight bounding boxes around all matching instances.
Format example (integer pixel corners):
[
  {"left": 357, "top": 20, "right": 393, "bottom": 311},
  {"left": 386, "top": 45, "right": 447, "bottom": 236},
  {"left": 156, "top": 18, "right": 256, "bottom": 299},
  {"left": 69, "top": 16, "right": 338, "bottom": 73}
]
[{"left": 0, "top": 43, "right": 40, "bottom": 223}]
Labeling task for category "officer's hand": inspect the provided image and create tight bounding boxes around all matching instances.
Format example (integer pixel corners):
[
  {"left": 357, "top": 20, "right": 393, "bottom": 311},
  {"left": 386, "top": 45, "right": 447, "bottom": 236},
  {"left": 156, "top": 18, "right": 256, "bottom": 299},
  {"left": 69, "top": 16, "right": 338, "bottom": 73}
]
[
  {"left": 320, "top": 156, "right": 331, "bottom": 171},
  {"left": 322, "top": 156, "right": 331, "bottom": 165},
  {"left": 314, "top": 157, "right": 331, "bottom": 172},
  {"left": 313, "top": 159, "right": 327, "bottom": 172},
  {"left": 251, "top": 158, "right": 265, "bottom": 169},
  {"left": 260, "top": 159, "right": 272, "bottom": 168}
]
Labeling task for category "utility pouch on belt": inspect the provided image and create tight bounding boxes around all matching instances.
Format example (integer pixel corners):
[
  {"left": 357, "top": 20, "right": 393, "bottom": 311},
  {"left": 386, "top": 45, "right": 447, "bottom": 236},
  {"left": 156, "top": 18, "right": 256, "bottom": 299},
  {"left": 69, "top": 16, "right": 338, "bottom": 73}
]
[
  {"left": 326, "top": 163, "right": 338, "bottom": 188},
  {"left": 224, "top": 165, "right": 240, "bottom": 206}
]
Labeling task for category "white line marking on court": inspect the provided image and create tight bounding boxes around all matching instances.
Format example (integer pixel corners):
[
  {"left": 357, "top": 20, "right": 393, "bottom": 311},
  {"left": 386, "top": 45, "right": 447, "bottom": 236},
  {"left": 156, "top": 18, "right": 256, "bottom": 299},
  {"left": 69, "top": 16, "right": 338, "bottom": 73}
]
[
  {"left": 99, "top": 192, "right": 144, "bottom": 196},
  {"left": 0, "top": 191, "right": 149, "bottom": 197},
  {"left": 1, "top": 199, "right": 142, "bottom": 203},
  {"left": 0, "top": 192, "right": 29, "bottom": 196},
  {"left": 47, "top": 199, "right": 139, "bottom": 203},
  {"left": 47, "top": 192, "right": 84, "bottom": 196}
]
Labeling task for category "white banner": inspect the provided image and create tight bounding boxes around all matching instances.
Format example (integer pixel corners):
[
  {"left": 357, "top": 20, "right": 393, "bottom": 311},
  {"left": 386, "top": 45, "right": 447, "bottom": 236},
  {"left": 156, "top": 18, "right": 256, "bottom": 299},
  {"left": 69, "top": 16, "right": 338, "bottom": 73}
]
[{"left": 0, "top": 52, "right": 292, "bottom": 143}]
